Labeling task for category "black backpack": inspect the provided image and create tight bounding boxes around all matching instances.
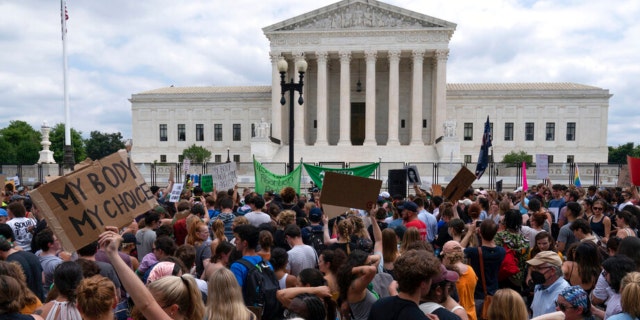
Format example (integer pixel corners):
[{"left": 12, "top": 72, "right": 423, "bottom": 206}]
[
  {"left": 305, "top": 227, "right": 326, "bottom": 255},
  {"left": 237, "top": 258, "right": 283, "bottom": 320}
]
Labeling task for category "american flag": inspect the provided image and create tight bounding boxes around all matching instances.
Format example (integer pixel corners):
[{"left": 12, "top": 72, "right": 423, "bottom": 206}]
[{"left": 475, "top": 116, "right": 492, "bottom": 179}]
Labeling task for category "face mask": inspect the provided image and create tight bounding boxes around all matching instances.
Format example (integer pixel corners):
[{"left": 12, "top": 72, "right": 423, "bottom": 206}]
[{"left": 530, "top": 271, "right": 546, "bottom": 285}]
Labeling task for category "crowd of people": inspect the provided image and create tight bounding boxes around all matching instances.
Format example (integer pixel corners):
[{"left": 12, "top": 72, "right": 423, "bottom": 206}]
[{"left": 1, "top": 179, "right": 640, "bottom": 320}]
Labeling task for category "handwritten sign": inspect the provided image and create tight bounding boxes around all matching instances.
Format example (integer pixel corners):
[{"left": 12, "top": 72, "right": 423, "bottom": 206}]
[
  {"left": 211, "top": 162, "right": 238, "bottom": 191},
  {"left": 536, "top": 154, "right": 549, "bottom": 179},
  {"left": 169, "top": 183, "right": 184, "bottom": 202},
  {"left": 29, "top": 150, "right": 158, "bottom": 252},
  {"left": 443, "top": 167, "right": 476, "bottom": 203}
]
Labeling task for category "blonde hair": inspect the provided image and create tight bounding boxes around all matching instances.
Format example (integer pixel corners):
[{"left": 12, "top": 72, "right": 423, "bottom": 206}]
[
  {"left": 277, "top": 210, "right": 296, "bottom": 228},
  {"left": 349, "top": 215, "right": 368, "bottom": 239},
  {"left": 337, "top": 219, "right": 353, "bottom": 255},
  {"left": 487, "top": 288, "right": 528, "bottom": 320},
  {"left": 76, "top": 276, "right": 117, "bottom": 319},
  {"left": 211, "top": 219, "right": 226, "bottom": 242},
  {"left": 146, "top": 274, "right": 204, "bottom": 320},
  {"left": 620, "top": 272, "right": 640, "bottom": 318},
  {"left": 400, "top": 227, "right": 421, "bottom": 254},
  {"left": 186, "top": 220, "right": 207, "bottom": 247},
  {"left": 233, "top": 216, "right": 249, "bottom": 228},
  {"left": 205, "top": 268, "right": 254, "bottom": 320}
]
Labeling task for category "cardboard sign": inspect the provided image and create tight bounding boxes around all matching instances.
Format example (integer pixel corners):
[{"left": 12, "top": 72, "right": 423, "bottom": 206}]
[
  {"left": 536, "top": 154, "right": 549, "bottom": 179},
  {"left": 8, "top": 175, "right": 20, "bottom": 186},
  {"left": 44, "top": 175, "right": 61, "bottom": 183},
  {"left": 431, "top": 184, "right": 443, "bottom": 197},
  {"left": 617, "top": 165, "right": 630, "bottom": 188},
  {"left": 201, "top": 175, "right": 213, "bottom": 193},
  {"left": 210, "top": 162, "right": 238, "bottom": 191},
  {"left": 406, "top": 165, "right": 422, "bottom": 185},
  {"left": 183, "top": 159, "right": 190, "bottom": 173},
  {"left": 320, "top": 172, "right": 382, "bottom": 219},
  {"left": 29, "top": 150, "right": 157, "bottom": 252},
  {"left": 0, "top": 175, "right": 5, "bottom": 188},
  {"left": 169, "top": 183, "right": 184, "bottom": 203},
  {"left": 443, "top": 167, "right": 476, "bottom": 203}
]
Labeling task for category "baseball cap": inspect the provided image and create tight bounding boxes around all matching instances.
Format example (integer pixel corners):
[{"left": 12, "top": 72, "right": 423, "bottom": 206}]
[
  {"left": 309, "top": 208, "right": 323, "bottom": 222},
  {"left": 0, "top": 209, "right": 7, "bottom": 217},
  {"left": 514, "top": 186, "right": 523, "bottom": 193},
  {"left": 526, "top": 251, "right": 562, "bottom": 267},
  {"left": 379, "top": 191, "right": 390, "bottom": 199},
  {"left": 457, "top": 199, "right": 472, "bottom": 206},
  {"left": 432, "top": 264, "right": 459, "bottom": 284},
  {"left": 398, "top": 201, "right": 418, "bottom": 212},
  {"left": 441, "top": 240, "right": 463, "bottom": 255},
  {"left": 122, "top": 233, "right": 136, "bottom": 244}
]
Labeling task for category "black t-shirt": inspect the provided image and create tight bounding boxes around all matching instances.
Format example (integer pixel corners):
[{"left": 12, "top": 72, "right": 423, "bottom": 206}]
[
  {"left": 432, "top": 307, "right": 462, "bottom": 320},
  {"left": 464, "top": 246, "right": 506, "bottom": 299},
  {"left": 7, "top": 250, "right": 44, "bottom": 301},
  {"left": 368, "top": 296, "right": 429, "bottom": 320}
]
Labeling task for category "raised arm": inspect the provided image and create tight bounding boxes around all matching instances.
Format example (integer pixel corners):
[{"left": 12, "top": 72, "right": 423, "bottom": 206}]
[
  {"left": 369, "top": 209, "right": 383, "bottom": 256},
  {"left": 276, "top": 286, "right": 330, "bottom": 308}
]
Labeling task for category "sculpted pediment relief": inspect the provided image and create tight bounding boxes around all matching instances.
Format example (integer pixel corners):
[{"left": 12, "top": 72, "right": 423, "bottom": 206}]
[{"left": 264, "top": 0, "right": 455, "bottom": 33}]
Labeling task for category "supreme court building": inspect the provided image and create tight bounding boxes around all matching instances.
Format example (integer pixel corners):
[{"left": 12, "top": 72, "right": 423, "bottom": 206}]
[{"left": 130, "top": 0, "right": 611, "bottom": 165}]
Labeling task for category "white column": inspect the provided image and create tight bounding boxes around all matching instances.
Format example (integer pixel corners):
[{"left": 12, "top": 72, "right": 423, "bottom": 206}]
[
  {"left": 431, "top": 49, "right": 449, "bottom": 143},
  {"left": 387, "top": 50, "right": 401, "bottom": 146},
  {"left": 315, "top": 51, "right": 329, "bottom": 146},
  {"left": 337, "top": 51, "right": 351, "bottom": 146},
  {"left": 294, "top": 52, "right": 305, "bottom": 145},
  {"left": 410, "top": 50, "right": 425, "bottom": 145},
  {"left": 363, "top": 50, "right": 377, "bottom": 146},
  {"left": 269, "top": 52, "right": 281, "bottom": 143}
]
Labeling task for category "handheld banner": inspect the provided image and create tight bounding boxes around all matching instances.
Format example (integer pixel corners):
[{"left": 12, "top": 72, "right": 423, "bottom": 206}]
[
  {"left": 254, "top": 157, "right": 301, "bottom": 195},
  {"left": 302, "top": 162, "right": 379, "bottom": 189}
]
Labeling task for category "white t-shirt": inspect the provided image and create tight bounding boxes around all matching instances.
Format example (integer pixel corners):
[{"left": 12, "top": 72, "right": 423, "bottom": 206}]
[
  {"left": 244, "top": 211, "right": 272, "bottom": 227},
  {"left": 7, "top": 217, "right": 37, "bottom": 251}
]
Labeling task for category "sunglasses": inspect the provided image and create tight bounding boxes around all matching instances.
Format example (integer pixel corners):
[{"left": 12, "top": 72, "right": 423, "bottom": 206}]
[
  {"left": 555, "top": 301, "right": 577, "bottom": 312},
  {"left": 593, "top": 207, "right": 604, "bottom": 211}
]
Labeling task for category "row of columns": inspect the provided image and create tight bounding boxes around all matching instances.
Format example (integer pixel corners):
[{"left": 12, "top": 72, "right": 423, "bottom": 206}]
[{"left": 269, "top": 49, "right": 449, "bottom": 146}]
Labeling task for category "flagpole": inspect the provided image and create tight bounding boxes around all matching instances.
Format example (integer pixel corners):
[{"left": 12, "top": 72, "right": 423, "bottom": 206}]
[{"left": 61, "top": 0, "right": 74, "bottom": 169}]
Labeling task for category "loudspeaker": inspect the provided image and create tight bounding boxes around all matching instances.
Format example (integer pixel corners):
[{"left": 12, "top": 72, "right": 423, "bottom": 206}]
[{"left": 388, "top": 169, "right": 407, "bottom": 199}]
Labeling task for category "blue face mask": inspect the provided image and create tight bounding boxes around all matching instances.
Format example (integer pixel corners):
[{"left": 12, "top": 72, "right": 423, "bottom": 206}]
[{"left": 158, "top": 191, "right": 163, "bottom": 198}]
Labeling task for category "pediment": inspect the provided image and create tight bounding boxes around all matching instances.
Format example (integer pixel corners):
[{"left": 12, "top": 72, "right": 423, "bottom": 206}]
[{"left": 263, "top": 0, "right": 456, "bottom": 33}]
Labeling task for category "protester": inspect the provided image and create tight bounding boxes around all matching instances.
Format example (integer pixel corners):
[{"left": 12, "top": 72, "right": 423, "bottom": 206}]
[{"left": 487, "top": 288, "right": 528, "bottom": 320}]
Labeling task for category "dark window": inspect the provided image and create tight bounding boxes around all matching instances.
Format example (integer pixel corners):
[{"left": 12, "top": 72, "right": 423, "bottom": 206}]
[
  {"left": 159, "top": 124, "right": 167, "bottom": 142},
  {"left": 196, "top": 124, "right": 204, "bottom": 141},
  {"left": 401, "top": 119, "right": 405, "bottom": 128},
  {"left": 464, "top": 123, "right": 473, "bottom": 141},
  {"left": 546, "top": 122, "right": 555, "bottom": 141},
  {"left": 548, "top": 155, "right": 554, "bottom": 163},
  {"left": 504, "top": 122, "right": 514, "bottom": 141},
  {"left": 233, "top": 155, "right": 240, "bottom": 163},
  {"left": 214, "top": 155, "right": 221, "bottom": 163},
  {"left": 314, "top": 120, "right": 317, "bottom": 129},
  {"left": 178, "top": 155, "right": 184, "bottom": 163},
  {"left": 214, "top": 124, "right": 222, "bottom": 141},
  {"left": 567, "top": 155, "right": 574, "bottom": 163},
  {"left": 525, "top": 122, "right": 534, "bottom": 141},
  {"left": 160, "top": 155, "right": 166, "bottom": 163},
  {"left": 489, "top": 122, "right": 494, "bottom": 138},
  {"left": 178, "top": 124, "right": 186, "bottom": 141},
  {"left": 566, "top": 122, "right": 576, "bottom": 141},
  {"left": 251, "top": 124, "right": 256, "bottom": 138},
  {"left": 423, "top": 119, "right": 427, "bottom": 128},
  {"left": 464, "top": 155, "right": 472, "bottom": 163},
  {"left": 233, "top": 124, "right": 241, "bottom": 141}
]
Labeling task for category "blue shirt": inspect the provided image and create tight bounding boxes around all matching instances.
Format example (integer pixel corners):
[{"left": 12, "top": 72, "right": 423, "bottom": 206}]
[
  {"left": 417, "top": 210, "right": 438, "bottom": 243},
  {"left": 230, "top": 255, "right": 273, "bottom": 287},
  {"left": 531, "top": 276, "right": 570, "bottom": 318}
]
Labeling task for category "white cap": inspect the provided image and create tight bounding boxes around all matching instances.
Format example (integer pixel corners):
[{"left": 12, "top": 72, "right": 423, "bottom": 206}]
[
  {"left": 514, "top": 186, "right": 523, "bottom": 193},
  {"left": 379, "top": 191, "right": 390, "bottom": 198}
]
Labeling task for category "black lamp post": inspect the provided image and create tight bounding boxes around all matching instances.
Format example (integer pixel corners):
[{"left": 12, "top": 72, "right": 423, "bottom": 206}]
[
  {"left": 278, "top": 56, "right": 307, "bottom": 173},
  {"left": 226, "top": 147, "right": 230, "bottom": 163}
]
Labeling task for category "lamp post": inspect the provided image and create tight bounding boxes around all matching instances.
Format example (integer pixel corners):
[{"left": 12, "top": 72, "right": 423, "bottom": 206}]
[
  {"left": 226, "top": 147, "right": 230, "bottom": 163},
  {"left": 278, "top": 56, "right": 307, "bottom": 173}
]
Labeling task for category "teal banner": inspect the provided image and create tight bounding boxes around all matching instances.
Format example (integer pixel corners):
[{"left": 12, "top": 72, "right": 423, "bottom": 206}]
[{"left": 302, "top": 162, "right": 379, "bottom": 189}]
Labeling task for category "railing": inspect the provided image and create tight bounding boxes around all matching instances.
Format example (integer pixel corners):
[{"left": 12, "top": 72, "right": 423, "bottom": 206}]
[{"left": 2, "top": 162, "right": 625, "bottom": 194}]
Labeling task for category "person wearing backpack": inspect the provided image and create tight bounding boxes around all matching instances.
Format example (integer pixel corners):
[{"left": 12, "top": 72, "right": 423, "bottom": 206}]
[
  {"left": 302, "top": 208, "right": 326, "bottom": 254},
  {"left": 230, "top": 224, "right": 283, "bottom": 320}
]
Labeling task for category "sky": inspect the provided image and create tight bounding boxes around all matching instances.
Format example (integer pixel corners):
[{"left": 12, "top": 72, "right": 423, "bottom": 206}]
[{"left": 1, "top": 0, "right": 638, "bottom": 147}]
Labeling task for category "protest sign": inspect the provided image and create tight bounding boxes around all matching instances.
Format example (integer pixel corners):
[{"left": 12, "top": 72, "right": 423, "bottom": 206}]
[
  {"left": 618, "top": 165, "right": 630, "bottom": 188},
  {"left": 627, "top": 156, "right": 640, "bottom": 186},
  {"left": 406, "top": 165, "right": 421, "bottom": 185},
  {"left": 443, "top": 167, "right": 476, "bottom": 203},
  {"left": 320, "top": 172, "right": 382, "bottom": 219},
  {"left": 254, "top": 158, "right": 301, "bottom": 194},
  {"left": 302, "top": 162, "right": 379, "bottom": 189},
  {"left": 7, "top": 175, "right": 20, "bottom": 186},
  {"left": 536, "top": 154, "right": 549, "bottom": 179},
  {"left": 200, "top": 175, "right": 213, "bottom": 193},
  {"left": 431, "top": 184, "right": 443, "bottom": 197},
  {"left": 183, "top": 158, "right": 190, "bottom": 173},
  {"left": 210, "top": 162, "right": 238, "bottom": 192},
  {"left": 29, "top": 150, "right": 158, "bottom": 252},
  {"left": 169, "top": 183, "right": 184, "bottom": 203}
]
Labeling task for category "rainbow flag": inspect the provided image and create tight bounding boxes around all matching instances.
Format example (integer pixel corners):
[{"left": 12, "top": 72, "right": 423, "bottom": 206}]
[{"left": 574, "top": 163, "right": 582, "bottom": 187}]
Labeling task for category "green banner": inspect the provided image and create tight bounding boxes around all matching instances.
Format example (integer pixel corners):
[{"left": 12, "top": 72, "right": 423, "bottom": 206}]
[
  {"left": 200, "top": 174, "right": 213, "bottom": 193},
  {"left": 253, "top": 157, "right": 302, "bottom": 195},
  {"left": 302, "top": 162, "right": 379, "bottom": 189}
]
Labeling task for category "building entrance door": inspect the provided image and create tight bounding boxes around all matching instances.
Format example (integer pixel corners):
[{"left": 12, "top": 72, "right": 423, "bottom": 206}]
[{"left": 351, "top": 103, "right": 365, "bottom": 145}]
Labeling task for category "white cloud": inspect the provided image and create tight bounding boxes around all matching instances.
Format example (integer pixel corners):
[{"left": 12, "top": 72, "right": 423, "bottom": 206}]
[{"left": 1, "top": 0, "right": 638, "bottom": 148}]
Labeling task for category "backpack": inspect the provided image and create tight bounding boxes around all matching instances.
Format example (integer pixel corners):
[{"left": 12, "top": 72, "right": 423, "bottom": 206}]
[
  {"left": 237, "top": 258, "right": 283, "bottom": 320},
  {"left": 305, "top": 227, "right": 326, "bottom": 254}
]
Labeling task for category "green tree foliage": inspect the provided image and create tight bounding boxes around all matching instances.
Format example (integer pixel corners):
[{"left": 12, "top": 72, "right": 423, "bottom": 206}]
[
  {"left": 85, "top": 131, "right": 125, "bottom": 160},
  {"left": 182, "top": 144, "right": 212, "bottom": 163},
  {"left": 502, "top": 150, "right": 533, "bottom": 167},
  {"left": 0, "top": 136, "right": 17, "bottom": 164},
  {"left": 49, "top": 123, "right": 86, "bottom": 164},
  {"left": 0, "top": 120, "right": 41, "bottom": 164},
  {"left": 608, "top": 142, "right": 640, "bottom": 164}
]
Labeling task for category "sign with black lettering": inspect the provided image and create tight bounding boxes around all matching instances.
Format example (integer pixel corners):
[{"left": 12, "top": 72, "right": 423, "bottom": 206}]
[{"left": 30, "top": 150, "right": 158, "bottom": 252}]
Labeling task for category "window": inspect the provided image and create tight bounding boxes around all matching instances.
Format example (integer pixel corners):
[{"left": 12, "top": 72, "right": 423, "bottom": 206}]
[
  {"left": 464, "top": 155, "right": 472, "bottom": 163},
  {"left": 546, "top": 122, "right": 555, "bottom": 141},
  {"left": 504, "top": 122, "right": 514, "bottom": 141},
  {"left": 525, "top": 122, "right": 534, "bottom": 141},
  {"left": 178, "top": 155, "right": 184, "bottom": 163},
  {"left": 489, "top": 122, "right": 494, "bottom": 138},
  {"left": 567, "top": 155, "right": 574, "bottom": 163},
  {"left": 233, "top": 155, "right": 240, "bottom": 162},
  {"left": 196, "top": 124, "right": 204, "bottom": 141},
  {"left": 160, "top": 155, "right": 166, "bottom": 163},
  {"left": 314, "top": 120, "right": 317, "bottom": 129},
  {"left": 159, "top": 124, "right": 167, "bottom": 142},
  {"left": 548, "top": 155, "right": 554, "bottom": 163},
  {"left": 566, "top": 122, "right": 576, "bottom": 141},
  {"left": 233, "top": 124, "right": 241, "bottom": 141},
  {"left": 215, "top": 155, "right": 222, "bottom": 163},
  {"left": 178, "top": 124, "right": 186, "bottom": 141},
  {"left": 463, "top": 123, "right": 473, "bottom": 141},
  {"left": 401, "top": 119, "right": 405, "bottom": 128},
  {"left": 251, "top": 124, "right": 256, "bottom": 138},
  {"left": 214, "top": 124, "right": 222, "bottom": 141},
  {"left": 423, "top": 119, "right": 427, "bottom": 128}
]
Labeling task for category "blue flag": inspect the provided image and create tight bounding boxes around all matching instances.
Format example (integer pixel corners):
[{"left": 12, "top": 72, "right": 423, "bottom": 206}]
[{"left": 475, "top": 116, "right": 492, "bottom": 179}]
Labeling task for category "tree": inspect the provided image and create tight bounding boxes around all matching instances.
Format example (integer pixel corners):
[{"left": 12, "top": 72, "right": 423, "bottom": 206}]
[
  {"left": 182, "top": 144, "right": 211, "bottom": 163},
  {"left": 0, "top": 120, "right": 41, "bottom": 164},
  {"left": 0, "top": 136, "right": 17, "bottom": 164},
  {"left": 49, "top": 123, "right": 86, "bottom": 164},
  {"left": 85, "top": 131, "right": 126, "bottom": 160},
  {"left": 502, "top": 150, "right": 533, "bottom": 167},
  {"left": 608, "top": 142, "right": 640, "bottom": 164}
]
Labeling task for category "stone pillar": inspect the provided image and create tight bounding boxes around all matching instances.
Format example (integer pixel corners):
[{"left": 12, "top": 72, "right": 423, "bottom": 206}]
[
  {"left": 315, "top": 51, "right": 329, "bottom": 146},
  {"left": 337, "top": 51, "right": 351, "bottom": 146},
  {"left": 363, "top": 50, "right": 377, "bottom": 146},
  {"left": 269, "top": 52, "right": 281, "bottom": 143},
  {"left": 294, "top": 52, "right": 305, "bottom": 145},
  {"left": 387, "top": 50, "right": 401, "bottom": 146},
  {"left": 432, "top": 49, "right": 449, "bottom": 143},
  {"left": 410, "top": 50, "right": 425, "bottom": 145}
]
